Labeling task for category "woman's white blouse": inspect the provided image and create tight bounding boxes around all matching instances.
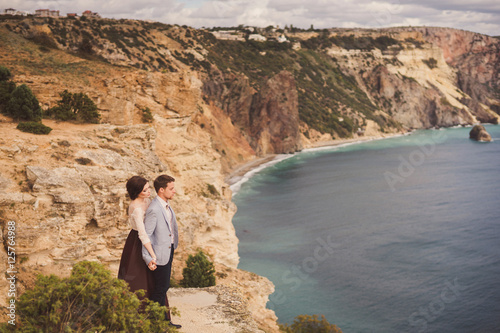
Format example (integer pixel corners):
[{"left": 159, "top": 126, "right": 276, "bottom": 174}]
[{"left": 128, "top": 200, "right": 151, "bottom": 245}]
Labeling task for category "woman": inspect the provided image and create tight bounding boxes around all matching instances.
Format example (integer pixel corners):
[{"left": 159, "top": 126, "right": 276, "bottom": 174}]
[{"left": 118, "top": 175, "right": 157, "bottom": 298}]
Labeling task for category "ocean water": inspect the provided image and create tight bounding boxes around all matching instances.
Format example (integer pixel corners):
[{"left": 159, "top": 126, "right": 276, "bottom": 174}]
[{"left": 232, "top": 125, "right": 500, "bottom": 333}]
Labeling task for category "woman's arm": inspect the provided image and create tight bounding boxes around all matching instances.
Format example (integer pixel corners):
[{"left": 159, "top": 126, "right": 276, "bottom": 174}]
[{"left": 131, "top": 208, "right": 157, "bottom": 262}]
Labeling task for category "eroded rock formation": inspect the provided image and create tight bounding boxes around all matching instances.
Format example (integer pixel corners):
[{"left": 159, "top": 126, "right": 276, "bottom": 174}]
[{"left": 469, "top": 124, "right": 492, "bottom": 142}]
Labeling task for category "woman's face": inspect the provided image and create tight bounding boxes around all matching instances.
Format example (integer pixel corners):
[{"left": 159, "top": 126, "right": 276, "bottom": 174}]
[{"left": 138, "top": 182, "right": 151, "bottom": 199}]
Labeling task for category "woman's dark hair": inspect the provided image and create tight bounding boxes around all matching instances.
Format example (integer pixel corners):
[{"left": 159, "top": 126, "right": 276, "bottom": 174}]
[{"left": 126, "top": 176, "right": 148, "bottom": 200}]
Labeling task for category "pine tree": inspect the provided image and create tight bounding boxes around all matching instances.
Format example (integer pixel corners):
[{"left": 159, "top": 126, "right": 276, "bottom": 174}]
[
  {"left": 5, "top": 84, "right": 42, "bottom": 122},
  {"left": 181, "top": 250, "right": 216, "bottom": 288},
  {"left": 46, "top": 90, "right": 101, "bottom": 123}
]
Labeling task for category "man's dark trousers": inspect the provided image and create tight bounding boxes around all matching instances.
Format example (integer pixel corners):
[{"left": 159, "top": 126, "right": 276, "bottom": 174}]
[{"left": 150, "top": 247, "right": 174, "bottom": 320}]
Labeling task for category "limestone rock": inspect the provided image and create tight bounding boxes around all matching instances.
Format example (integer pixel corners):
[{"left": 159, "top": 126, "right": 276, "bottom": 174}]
[
  {"left": 249, "top": 71, "right": 302, "bottom": 155},
  {"left": 26, "top": 166, "right": 94, "bottom": 204},
  {"left": 469, "top": 125, "right": 492, "bottom": 142}
]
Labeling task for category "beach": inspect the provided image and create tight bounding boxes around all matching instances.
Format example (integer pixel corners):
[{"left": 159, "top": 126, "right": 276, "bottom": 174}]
[{"left": 226, "top": 134, "right": 403, "bottom": 190}]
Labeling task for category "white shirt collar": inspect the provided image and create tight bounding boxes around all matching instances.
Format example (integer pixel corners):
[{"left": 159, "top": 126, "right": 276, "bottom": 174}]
[{"left": 157, "top": 196, "right": 169, "bottom": 208}]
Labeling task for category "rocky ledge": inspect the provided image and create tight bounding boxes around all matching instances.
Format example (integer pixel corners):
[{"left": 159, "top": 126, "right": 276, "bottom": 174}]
[{"left": 169, "top": 285, "right": 264, "bottom": 332}]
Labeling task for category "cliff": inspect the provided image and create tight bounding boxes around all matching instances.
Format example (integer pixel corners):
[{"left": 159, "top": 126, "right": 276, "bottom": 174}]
[{"left": 1, "top": 16, "right": 500, "bottom": 331}]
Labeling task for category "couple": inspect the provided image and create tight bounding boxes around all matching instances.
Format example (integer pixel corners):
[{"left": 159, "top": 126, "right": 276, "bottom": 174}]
[{"left": 118, "top": 174, "right": 181, "bottom": 329}]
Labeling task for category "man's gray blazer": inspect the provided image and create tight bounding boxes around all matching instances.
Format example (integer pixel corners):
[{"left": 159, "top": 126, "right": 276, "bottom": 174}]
[{"left": 142, "top": 196, "right": 179, "bottom": 266}]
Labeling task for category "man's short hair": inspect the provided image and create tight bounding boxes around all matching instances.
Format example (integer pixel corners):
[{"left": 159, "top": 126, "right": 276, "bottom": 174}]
[{"left": 154, "top": 174, "right": 175, "bottom": 193}]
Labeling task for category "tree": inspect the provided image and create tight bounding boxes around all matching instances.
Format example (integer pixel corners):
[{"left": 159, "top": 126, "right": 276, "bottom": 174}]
[
  {"left": 280, "top": 314, "right": 343, "bottom": 333},
  {"left": 46, "top": 90, "right": 101, "bottom": 123},
  {"left": 181, "top": 250, "right": 216, "bottom": 288},
  {"left": 1, "top": 261, "right": 176, "bottom": 332},
  {"left": 5, "top": 84, "right": 42, "bottom": 122}
]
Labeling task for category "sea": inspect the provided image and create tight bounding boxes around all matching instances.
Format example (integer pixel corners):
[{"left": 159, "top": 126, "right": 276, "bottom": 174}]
[{"left": 231, "top": 125, "right": 500, "bottom": 333}]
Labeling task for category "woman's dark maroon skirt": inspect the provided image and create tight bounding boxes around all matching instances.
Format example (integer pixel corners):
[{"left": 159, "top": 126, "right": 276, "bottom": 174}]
[{"left": 118, "top": 229, "right": 154, "bottom": 299}]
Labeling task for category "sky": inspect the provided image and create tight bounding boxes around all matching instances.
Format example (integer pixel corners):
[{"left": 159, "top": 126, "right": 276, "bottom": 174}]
[{"left": 3, "top": 0, "right": 500, "bottom": 36}]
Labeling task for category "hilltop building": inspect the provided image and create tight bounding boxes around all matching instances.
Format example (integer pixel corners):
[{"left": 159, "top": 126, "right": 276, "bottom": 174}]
[
  {"left": 35, "top": 9, "right": 60, "bottom": 18},
  {"left": 82, "top": 10, "right": 101, "bottom": 18},
  {"left": 1, "top": 8, "right": 29, "bottom": 16},
  {"left": 248, "top": 34, "right": 267, "bottom": 42},
  {"left": 211, "top": 30, "right": 245, "bottom": 41}
]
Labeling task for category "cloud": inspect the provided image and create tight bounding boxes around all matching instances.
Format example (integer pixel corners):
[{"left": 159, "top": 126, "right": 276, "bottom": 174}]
[{"left": 3, "top": 0, "right": 500, "bottom": 35}]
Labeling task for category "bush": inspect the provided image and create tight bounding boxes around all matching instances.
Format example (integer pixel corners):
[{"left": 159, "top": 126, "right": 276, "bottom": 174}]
[
  {"left": 279, "top": 314, "right": 343, "bottom": 333},
  {"left": 4, "top": 84, "right": 42, "bottom": 121},
  {"left": 0, "top": 80, "right": 16, "bottom": 110},
  {"left": 141, "top": 106, "right": 154, "bottom": 123},
  {"left": 0, "top": 261, "right": 175, "bottom": 332},
  {"left": 0, "top": 65, "right": 12, "bottom": 81},
  {"left": 423, "top": 58, "right": 438, "bottom": 69},
  {"left": 181, "top": 250, "right": 216, "bottom": 288},
  {"left": 45, "top": 90, "right": 100, "bottom": 123},
  {"left": 17, "top": 121, "right": 52, "bottom": 134}
]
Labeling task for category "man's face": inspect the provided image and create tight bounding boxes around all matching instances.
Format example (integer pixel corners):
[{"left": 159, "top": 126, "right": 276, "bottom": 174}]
[{"left": 161, "top": 182, "right": 176, "bottom": 201}]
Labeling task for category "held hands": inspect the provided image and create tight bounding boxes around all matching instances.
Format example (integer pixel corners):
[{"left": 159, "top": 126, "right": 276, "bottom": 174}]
[{"left": 148, "top": 258, "right": 157, "bottom": 271}]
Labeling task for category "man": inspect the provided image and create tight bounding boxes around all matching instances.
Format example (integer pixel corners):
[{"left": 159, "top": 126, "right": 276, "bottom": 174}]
[{"left": 142, "top": 174, "right": 181, "bottom": 329}]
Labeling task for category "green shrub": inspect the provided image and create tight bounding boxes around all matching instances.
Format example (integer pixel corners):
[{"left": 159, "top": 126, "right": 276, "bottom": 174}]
[
  {"left": 423, "top": 58, "right": 438, "bottom": 69},
  {"left": 1, "top": 261, "right": 175, "bottom": 332},
  {"left": 4, "top": 84, "right": 42, "bottom": 121},
  {"left": 45, "top": 90, "right": 100, "bottom": 123},
  {"left": 206, "top": 184, "right": 220, "bottom": 197},
  {"left": 141, "top": 106, "right": 154, "bottom": 123},
  {"left": 181, "top": 250, "right": 216, "bottom": 288},
  {"left": 279, "top": 314, "right": 343, "bottom": 333},
  {"left": 0, "top": 65, "right": 12, "bottom": 81},
  {"left": 17, "top": 121, "right": 52, "bottom": 134},
  {"left": 0, "top": 80, "right": 16, "bottom": 110}
]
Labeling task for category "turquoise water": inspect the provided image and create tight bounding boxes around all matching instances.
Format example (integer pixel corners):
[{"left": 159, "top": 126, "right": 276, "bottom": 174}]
[{"left": 232, "top": 126, "right": 500, "bottom": 333}]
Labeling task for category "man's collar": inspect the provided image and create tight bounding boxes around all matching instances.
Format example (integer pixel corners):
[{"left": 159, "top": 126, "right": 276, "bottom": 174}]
[{"left": 157, "top": 196, "right": 168, "bottom": 207}]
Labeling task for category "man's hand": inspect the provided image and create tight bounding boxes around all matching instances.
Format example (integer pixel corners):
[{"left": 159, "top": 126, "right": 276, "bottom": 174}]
[{"left": 148, "top": 258, "right": 157, "bottom": 271}]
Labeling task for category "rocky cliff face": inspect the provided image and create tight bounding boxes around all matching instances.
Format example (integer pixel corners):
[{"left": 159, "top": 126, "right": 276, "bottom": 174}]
[
  {"left": 325, "top": 28, "right": 500, "bottom": 130},
  {"left": 249, "top": 70, "right": 302, "bottom": 154},
  {"left": 203, "top": 69, "right": 302, "bottom": 155},
  {"left": 395, "top": 27, "right": 500, "bottom": 123}
]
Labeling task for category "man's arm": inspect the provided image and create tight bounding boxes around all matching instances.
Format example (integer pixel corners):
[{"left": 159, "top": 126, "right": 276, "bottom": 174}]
[{"left": 142, "top": 208, "right": 157, "bottom": 266}]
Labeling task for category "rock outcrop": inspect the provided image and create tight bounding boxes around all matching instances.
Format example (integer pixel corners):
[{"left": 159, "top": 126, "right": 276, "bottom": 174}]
[
  {"left": 203, "top": 70, "right": 302, "bottom": 155},
  {"left": 469, "top": 124, "right": 492, "bottom": 142},
  {"left": 249, "top": 70, "right": 302, "bottom": 154}
]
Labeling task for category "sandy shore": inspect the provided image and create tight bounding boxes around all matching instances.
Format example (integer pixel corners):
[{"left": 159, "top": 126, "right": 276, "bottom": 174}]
[{"left": 226, "top": 134, "right": 401, "bottom": 188}]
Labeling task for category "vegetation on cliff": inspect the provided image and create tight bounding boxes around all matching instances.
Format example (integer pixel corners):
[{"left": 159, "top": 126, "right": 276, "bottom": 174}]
[
  {"left": 0, "top": 65, "right": 54, "bottom": 134},
  {"left": 181, "top": 250, "right": 216, "bottom": 288},
  {"left": 0, "top": 261, "right": 175, "bottom": 332},
  {"left": 280, "top": 314, "right": 343, "bottom": 333},
  {"left": 2, "top": 16, "right": 499, "bottom": 142},
  {"left": 204, "top": 38, "right": 384, "bottom": 137},
  {"left": 45, "top": 90, "right": 101, "bottom": 123}
]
